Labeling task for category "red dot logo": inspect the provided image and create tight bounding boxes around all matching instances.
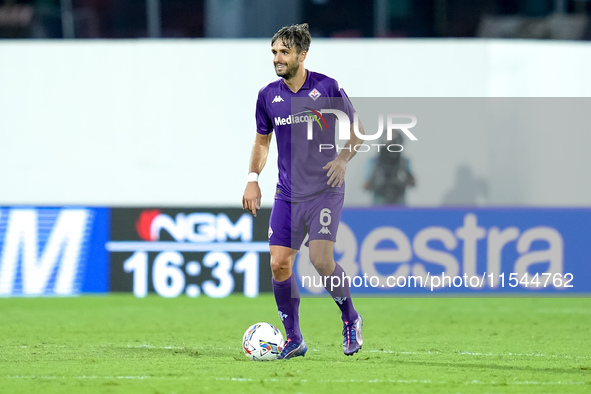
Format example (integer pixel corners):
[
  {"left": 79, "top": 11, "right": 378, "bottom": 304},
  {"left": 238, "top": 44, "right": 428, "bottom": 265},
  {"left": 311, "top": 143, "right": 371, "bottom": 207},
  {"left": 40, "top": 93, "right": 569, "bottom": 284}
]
[{"left": 136, "top": 209, "right": 161, "bottom": 241}]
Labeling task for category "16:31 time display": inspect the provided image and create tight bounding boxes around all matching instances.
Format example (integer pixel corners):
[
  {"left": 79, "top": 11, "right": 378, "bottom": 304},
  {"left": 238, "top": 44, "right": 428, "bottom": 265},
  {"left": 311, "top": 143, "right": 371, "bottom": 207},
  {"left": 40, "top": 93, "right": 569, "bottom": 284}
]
[{"left": 122, "top": 251, "right": 260, "bottom": 298}]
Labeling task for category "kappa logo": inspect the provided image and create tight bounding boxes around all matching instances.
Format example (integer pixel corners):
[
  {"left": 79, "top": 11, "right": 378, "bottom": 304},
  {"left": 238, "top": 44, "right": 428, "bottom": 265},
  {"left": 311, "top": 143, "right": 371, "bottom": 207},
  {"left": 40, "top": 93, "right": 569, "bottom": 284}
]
[
  {"left": 334, "top": 297, "right": 347, "bottom": 305},
  {"left": 308, "top": 88, "right": 321, "bottom": 101},
  {"left": 318, "top": 227, "right": 331, "bottom": 235},
  {"left": 272, "top": 95, "right": 284, "bottom": 103},
  {"left": 278, "top": 311, "right": 288, "bottom": 321}
]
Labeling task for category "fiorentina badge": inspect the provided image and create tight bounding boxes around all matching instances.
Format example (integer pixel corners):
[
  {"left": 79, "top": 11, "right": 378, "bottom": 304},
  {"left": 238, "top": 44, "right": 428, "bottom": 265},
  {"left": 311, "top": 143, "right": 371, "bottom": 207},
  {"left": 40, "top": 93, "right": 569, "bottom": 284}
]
[{"left": 308, "top": 88, "right": 321, "bottom": 101}]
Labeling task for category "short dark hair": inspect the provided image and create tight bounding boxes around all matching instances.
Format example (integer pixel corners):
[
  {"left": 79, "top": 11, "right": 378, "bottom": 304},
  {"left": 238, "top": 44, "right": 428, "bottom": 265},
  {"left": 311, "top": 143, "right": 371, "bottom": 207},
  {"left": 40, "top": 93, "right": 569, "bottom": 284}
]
[{"left": 271, "top": 23, "right": 311, "bottom": 54}]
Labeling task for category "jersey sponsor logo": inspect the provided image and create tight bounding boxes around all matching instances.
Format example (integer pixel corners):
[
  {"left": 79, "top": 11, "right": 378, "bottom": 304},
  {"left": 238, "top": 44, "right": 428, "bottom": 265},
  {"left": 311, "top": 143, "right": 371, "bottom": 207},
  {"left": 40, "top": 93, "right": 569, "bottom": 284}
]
[
  {"left": 273, "top": 111, "right": 314, "bottom": 127},
  {"left": 271, "top": 95, "right": 284, "bottom": 103},
  {"left": 308, "top": 88, "right": 321, "bottom": 101},
  {"left": 273, "top": 109, "right": 328, "bottom": 129},
  {"left": 304, "top": 107, "right": 328, "bottom": 131}
]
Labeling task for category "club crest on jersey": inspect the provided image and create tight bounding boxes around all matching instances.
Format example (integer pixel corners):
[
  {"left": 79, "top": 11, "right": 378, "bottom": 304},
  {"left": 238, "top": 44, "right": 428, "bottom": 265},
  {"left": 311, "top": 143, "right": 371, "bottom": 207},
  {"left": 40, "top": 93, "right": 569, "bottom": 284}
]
[{"left": 308, "top": 88, "right": 321, "bottom": 101}]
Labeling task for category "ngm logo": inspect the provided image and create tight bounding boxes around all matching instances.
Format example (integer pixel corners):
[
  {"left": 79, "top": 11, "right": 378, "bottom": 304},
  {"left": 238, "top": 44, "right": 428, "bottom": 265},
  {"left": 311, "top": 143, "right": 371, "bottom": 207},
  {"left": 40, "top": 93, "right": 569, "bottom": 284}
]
[
  {"left": 0, "top": 208, "right": 93, "bottom": 295},
  {"left": 135, "top": 210, "right": 253, "bottom": 242}
]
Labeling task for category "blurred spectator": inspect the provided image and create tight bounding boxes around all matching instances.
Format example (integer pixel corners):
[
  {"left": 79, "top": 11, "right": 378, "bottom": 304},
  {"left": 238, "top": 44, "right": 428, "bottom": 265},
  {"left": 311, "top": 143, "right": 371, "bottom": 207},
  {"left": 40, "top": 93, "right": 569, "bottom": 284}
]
[
  {"left": 441, "top": 164, "right": 488, "bottom": 206},
  {"left": 0, "top": 0, "right": 34, "bottom": 38},
  {"left": 364, "top": 130, "right": 416, "bottom": 205},
  {"left": 478, "top": 11, "right": 589, "bottom": 39},
  {"left": 303, "top": 0, "right": 373, "bottom": 37}
]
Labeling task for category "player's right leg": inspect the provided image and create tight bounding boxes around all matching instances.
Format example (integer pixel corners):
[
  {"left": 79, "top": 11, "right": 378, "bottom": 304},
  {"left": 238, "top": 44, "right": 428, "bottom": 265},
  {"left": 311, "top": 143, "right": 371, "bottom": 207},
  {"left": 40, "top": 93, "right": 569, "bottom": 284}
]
[
  {"left": 270, "top": 245, "right": 307, "bottom": 359},
  {"left": 268, "top": 200, "right": 307, "bottom": 360}
]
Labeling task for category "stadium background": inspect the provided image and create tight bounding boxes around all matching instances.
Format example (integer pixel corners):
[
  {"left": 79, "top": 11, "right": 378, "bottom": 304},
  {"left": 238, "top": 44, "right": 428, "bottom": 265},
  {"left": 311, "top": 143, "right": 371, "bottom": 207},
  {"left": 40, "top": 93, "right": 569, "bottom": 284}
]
[{"left": 0, "top": 2, "right": 590, "bottom": 392}]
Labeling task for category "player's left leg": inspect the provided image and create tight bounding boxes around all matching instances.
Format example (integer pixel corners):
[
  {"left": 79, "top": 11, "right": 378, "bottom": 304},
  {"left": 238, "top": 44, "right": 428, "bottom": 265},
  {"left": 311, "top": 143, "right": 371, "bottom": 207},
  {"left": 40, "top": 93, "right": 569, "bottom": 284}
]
[
  {"left": 305, "top": 191, "right": 363, "bottom": 355},
  {"left": 308, "top": 239, "right": 363, "bottom": 355}
]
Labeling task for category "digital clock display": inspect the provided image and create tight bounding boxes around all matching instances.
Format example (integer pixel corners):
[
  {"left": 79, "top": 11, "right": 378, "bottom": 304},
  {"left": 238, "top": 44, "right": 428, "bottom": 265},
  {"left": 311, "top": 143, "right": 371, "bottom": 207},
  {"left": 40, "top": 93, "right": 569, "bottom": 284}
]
[{"left": 107, "top": 208, "right": 272, "bottom": 298}]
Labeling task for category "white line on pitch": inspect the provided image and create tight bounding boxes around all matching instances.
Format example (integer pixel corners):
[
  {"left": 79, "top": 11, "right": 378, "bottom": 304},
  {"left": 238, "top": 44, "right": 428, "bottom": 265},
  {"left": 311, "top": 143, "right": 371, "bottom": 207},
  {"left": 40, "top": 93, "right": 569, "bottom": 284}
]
[
  {"left": 4, "top": 376, "right": 587, "bottom": 385},
  {"left": 214, "top": 377, "right": 587, "bottom": 385},
  {"left": 126, "top": 345, "right": 196, "bottom": 350},
  {"left": 4, "top": 376, "right": 169, "bottom": 380},
  {"left": 16, "top": 345, "right": 589, "bottom": 360},
  {"left": 368, "top": 349, "right": 590, "bottom": 359}
]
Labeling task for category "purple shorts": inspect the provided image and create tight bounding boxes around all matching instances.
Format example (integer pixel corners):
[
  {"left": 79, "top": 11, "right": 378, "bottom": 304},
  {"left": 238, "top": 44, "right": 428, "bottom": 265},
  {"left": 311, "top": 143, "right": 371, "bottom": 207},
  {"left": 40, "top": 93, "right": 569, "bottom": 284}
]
[{"left": 268, "top": 189, "right": 344, "bottom": 250}]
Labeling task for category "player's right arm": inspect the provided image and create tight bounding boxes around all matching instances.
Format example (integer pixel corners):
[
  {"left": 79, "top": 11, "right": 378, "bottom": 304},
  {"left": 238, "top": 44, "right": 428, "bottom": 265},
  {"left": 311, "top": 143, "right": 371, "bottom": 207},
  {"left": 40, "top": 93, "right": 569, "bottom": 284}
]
[{"left": 242, "top": 132, "right": 273, "bottom": 217}]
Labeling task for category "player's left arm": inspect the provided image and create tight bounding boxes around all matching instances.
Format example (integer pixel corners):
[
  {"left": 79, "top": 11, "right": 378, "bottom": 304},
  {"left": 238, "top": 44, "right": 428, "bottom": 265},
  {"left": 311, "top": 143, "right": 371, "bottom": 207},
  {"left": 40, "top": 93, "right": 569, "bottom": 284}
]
[{"left": 323, "top": 121, "right": 365, "bottom": 188}]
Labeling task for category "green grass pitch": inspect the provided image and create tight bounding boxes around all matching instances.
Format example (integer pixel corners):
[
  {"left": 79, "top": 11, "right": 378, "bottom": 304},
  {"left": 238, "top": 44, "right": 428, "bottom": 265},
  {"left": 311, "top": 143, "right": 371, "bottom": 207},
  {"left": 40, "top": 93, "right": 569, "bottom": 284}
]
[{"left": 1, "top": 294, "right": 590, "bottom": 393}]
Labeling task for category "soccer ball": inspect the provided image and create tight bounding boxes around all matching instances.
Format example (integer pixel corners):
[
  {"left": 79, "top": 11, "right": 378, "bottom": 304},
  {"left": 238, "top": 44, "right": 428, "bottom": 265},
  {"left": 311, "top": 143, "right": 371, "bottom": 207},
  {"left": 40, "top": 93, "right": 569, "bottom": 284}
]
[{"left": 242, "top": 322, "right": 284, "bottom": 361}]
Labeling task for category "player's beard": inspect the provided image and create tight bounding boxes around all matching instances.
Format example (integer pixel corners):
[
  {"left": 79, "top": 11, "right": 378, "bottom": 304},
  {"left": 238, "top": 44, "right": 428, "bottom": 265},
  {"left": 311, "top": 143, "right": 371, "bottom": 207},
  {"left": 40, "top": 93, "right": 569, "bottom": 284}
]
[{"left": 275, "top": 59, "right": 300, "bottom": 80}]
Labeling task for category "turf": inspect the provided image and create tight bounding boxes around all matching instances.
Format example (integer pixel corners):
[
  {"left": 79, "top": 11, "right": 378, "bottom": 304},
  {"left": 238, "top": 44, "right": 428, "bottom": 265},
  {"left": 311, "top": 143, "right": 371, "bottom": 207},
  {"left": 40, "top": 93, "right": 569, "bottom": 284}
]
[{"left": 0, "top": 295, "right": 590, "bottom": 393}]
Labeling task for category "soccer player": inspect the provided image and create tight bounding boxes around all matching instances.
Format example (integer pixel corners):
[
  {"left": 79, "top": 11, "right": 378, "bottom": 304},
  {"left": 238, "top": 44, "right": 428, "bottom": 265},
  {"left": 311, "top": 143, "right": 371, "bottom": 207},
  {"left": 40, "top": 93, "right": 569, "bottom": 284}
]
[{"left": 242, "top": 23, "right": 363, "bottom": 359}]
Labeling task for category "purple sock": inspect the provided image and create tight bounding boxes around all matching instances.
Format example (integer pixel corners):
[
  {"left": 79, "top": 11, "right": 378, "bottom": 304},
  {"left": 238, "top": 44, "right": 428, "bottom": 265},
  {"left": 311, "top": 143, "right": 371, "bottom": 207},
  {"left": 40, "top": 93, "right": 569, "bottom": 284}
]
[
  {"left": 324, "top": 264, "right": 359, "bottom": 323},
  {"left": 272, "top": 275, "right": 302, "bottom": 342}
]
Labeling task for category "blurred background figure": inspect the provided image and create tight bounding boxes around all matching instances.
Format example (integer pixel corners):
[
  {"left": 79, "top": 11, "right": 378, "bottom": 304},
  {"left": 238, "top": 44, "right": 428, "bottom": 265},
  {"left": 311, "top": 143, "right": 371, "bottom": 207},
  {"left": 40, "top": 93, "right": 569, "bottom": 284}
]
[
  {"left": 364, "top": 130, "right": 416, "bottom": 205},
  {"left": 441, "top": 164, "right": 488, "bottom": 205}
]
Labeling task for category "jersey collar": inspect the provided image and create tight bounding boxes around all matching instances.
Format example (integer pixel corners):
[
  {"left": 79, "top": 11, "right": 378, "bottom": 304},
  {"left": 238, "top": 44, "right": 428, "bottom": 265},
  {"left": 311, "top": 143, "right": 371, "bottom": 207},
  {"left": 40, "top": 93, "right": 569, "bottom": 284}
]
[
  {"left": 300, "top": 69, "right": 312, "bottom": 90},
  {"left": 281, "top": 69, "right": 312, "bottom": 93}
]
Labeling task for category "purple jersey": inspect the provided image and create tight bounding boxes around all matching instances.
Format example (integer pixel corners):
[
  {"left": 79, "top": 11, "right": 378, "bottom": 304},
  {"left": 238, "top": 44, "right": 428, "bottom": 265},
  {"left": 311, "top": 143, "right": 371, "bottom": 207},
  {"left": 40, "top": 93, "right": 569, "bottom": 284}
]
[{"left": 255, "top": 70, "right": 355, "bottom": 202}]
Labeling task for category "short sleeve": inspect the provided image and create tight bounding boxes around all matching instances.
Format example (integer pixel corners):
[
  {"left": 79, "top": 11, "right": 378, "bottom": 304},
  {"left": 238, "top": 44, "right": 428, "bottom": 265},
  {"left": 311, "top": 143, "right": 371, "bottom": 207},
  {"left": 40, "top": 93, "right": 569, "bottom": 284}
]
[
  {"left": 336, "top": 86, "right": 356, "bottom": 121},
  {"left": 255, "top": 89, "right": 273, "bottom": 135},
  {"left": 330, "top": 80, "right": 355, "bottom": 122}
]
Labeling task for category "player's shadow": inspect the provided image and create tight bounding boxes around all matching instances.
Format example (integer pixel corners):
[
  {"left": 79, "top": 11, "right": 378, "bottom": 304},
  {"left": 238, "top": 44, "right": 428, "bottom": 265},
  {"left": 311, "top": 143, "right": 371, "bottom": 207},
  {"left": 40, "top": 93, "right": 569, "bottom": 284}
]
[
  {"left": 118, "top": 346, "right": 200, "bottom": 358},
  {"left": 395, "top": 359, "right": 585, "bottom": 375}
]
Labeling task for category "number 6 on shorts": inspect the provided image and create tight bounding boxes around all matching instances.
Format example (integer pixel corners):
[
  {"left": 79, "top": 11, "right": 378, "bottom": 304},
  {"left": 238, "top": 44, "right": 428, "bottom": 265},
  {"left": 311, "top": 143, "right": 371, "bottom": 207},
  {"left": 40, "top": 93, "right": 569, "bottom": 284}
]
[{"left": 320, "top": 208, "right": 332, "bottom": 227}]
